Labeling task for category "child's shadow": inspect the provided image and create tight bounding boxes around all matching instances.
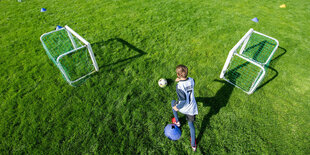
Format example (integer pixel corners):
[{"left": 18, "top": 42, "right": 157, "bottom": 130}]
[
  {"left": 196, "top": 79, "right": 234, "bottom": 143},
  {"left": 195, "top": 58, "right": 247, "bottom": 153},
  {"left": 195, "top": 79, "right": 234, "bottom": 154},
  {"left": 196, "top": 60, "right": 244, "bottom": 146}
]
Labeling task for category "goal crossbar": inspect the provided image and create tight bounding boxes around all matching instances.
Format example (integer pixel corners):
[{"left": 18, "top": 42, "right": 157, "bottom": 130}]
[
  {"left": 220, "top": 28, "right": 279, "bottom": 94},
  {"left": 40, "top": 25, "right": 99, "bottom": 86}
]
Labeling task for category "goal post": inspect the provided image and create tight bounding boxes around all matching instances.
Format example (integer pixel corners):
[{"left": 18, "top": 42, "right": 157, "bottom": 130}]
[
  {"left": 220, "top": 28, "right": 279, "bottom": 94},
  {"left": 40, "top": 25, "right": 99, "bottom": 86}
]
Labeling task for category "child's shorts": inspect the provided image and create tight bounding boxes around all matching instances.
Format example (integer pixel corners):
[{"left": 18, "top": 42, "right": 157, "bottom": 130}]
[{"left": 186, "top": 115, "right": 196, "bottom": 122}]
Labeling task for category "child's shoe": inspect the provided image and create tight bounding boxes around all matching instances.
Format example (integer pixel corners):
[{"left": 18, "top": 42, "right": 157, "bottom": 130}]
[
  {"left": 192, "top": 146, "right": 197, "bottom": 152},
  {"left": 190, "top": 137, "right": 197, "bottom": 152},
  {"left": 174, "top": 121, "right": 181, "bottom": 127},
  {"left": 172, "top": 117, "right": 181, "bottom": 127}
]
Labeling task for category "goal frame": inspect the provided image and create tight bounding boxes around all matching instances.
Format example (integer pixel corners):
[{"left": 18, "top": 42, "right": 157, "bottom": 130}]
[
  {"left": 40, "top": 25, "right": 99, "bottom": 86},
  {"left": 220, "top": 28, "right": 279, "bottom": 94}
]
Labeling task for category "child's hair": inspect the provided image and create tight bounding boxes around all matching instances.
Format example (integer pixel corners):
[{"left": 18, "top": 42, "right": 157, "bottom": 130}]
[{"left": 176, "top": 65, "right": 188, "bottom": 78}]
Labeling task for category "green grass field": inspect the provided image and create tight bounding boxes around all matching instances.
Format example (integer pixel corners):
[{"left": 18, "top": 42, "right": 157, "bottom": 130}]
[{"left": 1, "top": 0, "right": 310, "bottom": 154}]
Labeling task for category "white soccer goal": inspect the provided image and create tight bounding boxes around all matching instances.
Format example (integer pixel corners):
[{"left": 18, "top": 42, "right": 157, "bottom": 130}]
[
  {"left": 220, "top": 28, "right": 279, "bottom": 94},
  {"left": 40, "top": 25, "right": 99, "bottom": 86}
]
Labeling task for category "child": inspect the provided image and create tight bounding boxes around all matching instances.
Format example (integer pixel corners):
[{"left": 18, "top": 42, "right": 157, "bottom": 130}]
[{"left": 171, "top": 64, "right": 198, "bottom": 152}]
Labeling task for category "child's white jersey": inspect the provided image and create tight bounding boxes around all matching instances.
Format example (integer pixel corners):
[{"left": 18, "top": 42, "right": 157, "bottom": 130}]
[{"left": 176, "top": 77, "right": 198, "bottom": 115}]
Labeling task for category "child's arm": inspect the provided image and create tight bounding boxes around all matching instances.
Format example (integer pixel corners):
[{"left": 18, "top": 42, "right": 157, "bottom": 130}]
[{"left": 174, "top": 89, "right": 187, "bottom": 110}]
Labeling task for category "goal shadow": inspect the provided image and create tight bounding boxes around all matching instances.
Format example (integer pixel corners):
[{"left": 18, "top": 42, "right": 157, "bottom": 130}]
[
  {"left": 242, "top": 40, "right": 277, "bottom": 64},
  {"left": 255, "top": 46, "right": 287, "bottom": 91},
  {"left": 91, "top": 38, "right": 147, "bottom": 72},
  {"left": 72, "top": 38, "right": 147, "bottom": 86}
]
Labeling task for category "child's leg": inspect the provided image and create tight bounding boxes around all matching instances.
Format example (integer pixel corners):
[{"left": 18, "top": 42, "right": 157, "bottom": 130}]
[
  {"left": 188, "top": 121, "right": 196, "bottom": 147},
  {"left": 171, "top": 100, "right": 179, "bottom": 122}
]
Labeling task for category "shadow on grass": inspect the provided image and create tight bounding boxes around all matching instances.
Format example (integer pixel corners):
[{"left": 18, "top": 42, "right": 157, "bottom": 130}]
[
  {"left": 195, "top": 80, "right": 234, "bottom": 154},
  {"left": 166, "top": 78, "right": 174, "bottom": 87},
  {"left": 195, "top": 55, "right": 250, "bottom": 153},
  {"left": 196, "top": 47, "right": 286, "bottom": 153},
  {"left": 256, "top": 46, "right": 287, "bottom": 91},
  {"left": 92, "top": 38, "right": 147, "bottom": 72},
  {"left": 72, "top": 38, "right": 147, "bottom": 86},
  {"left": 242, "top": 40, "right": 275, "bottom": 62}
]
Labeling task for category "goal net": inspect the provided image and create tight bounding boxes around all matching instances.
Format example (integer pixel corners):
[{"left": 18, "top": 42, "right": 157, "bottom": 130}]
[
  {"left": 220, "top": 28, "right": 279, "bottom": 94},
  {"left": 40, "top": 26, "right": 99, "bottom": 86}
]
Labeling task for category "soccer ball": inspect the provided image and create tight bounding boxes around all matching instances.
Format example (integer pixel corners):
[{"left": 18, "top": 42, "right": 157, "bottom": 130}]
[{"left": 158, "top": 78, "right": 167, "bottom": 88}]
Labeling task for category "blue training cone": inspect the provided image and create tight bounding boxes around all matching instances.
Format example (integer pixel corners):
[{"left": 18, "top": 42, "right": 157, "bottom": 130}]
[
  {"left": 164, "top": 124, "right": 182, "bottom": 141},
  {"left": 41, "top": 8, "right": 46, "bottom": 12},
  {"left": 251, "top": 17, "right": 259, "bottom": 23},
  {"left": 56, "top": 25, "right": 63, "bottom": 30}
]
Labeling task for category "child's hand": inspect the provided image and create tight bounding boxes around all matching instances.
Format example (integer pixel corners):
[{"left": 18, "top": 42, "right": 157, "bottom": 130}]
[
  {"left": 175, "top": 78, "right": 180, "bottom": 82},
  {"left": 173, "top": 106, "right": 179, "bottom": 111}
]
